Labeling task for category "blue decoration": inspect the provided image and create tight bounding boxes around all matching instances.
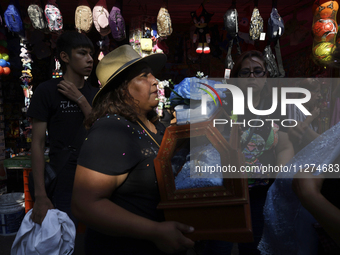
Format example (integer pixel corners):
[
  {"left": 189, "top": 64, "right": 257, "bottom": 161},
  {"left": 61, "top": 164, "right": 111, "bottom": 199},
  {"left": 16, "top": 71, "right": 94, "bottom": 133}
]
[{"left": 0, "top": 59, "right": 6, "bottom": 67}]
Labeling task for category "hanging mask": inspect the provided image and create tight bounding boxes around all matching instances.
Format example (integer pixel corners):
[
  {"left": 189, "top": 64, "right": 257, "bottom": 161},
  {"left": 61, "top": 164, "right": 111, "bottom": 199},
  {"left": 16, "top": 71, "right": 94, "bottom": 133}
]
[
  {"left": 224, "top": 8, "right": 238, "bottom": 38},
  {"left": 249, "top": 7, "right": 263, "bottom": 40},
  {"left": 267, "top": 8, "right": 285, "bottom": 42}
]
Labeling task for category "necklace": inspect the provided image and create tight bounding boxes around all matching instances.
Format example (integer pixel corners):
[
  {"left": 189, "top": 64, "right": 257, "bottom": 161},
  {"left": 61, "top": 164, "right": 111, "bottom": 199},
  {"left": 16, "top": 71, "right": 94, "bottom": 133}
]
[{"left": 136, "top": 120, "right": 160, "bottom": 148}]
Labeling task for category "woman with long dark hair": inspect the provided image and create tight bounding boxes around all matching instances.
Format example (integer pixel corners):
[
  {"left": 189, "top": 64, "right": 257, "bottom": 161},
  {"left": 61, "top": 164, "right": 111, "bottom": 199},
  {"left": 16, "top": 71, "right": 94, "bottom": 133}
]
[
  {"left": 204, "top": 50, "right": 294, "bottom": 255},
  {"left": 71, "top": 45, "right": 195, "bottom": 255}
]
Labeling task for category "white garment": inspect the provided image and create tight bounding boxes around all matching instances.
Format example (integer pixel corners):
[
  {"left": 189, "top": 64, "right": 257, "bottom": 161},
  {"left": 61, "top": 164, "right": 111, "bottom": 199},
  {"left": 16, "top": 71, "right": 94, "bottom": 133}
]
[
  {"left": 258, "top": 121, "right": 340, "bottom": 255},
  {"left": 11, "top": 209, "right": 75, "bottom": 255}
]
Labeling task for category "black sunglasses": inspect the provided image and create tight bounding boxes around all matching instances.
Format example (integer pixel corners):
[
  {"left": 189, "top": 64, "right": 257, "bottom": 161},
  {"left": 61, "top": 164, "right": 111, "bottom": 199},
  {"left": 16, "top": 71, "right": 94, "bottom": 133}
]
[{"left": 238, "top": 68, "right": 266, "bottom": 78}]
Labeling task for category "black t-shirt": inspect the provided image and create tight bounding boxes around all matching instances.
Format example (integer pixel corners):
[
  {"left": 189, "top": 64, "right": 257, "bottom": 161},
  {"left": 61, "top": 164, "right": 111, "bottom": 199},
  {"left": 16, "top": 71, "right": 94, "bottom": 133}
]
[
  {"left": 27, "top": 78, "right": 99, "bottom": 164},
  {"left": 77, "top": 114, "right": 169, "bottom": 254},
  {"left": 223, "top": 93, "right": 287, "bottom": 187}
]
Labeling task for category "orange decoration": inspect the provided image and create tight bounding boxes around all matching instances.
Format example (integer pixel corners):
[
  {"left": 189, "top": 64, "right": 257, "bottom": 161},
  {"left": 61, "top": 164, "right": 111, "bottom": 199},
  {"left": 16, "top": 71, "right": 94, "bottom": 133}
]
[
  {"left": 313, "top": 0, "right": 339, "bottom": 19},
  {"left": 3, "top": 67, "right": 10, "bottom": 75}
]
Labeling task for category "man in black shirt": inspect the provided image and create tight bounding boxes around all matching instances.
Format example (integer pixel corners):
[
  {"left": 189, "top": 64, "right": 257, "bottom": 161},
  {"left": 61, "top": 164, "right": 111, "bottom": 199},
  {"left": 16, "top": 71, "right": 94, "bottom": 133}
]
[{"left": 27, "top": 31, "right": 99, "bottom": 225}]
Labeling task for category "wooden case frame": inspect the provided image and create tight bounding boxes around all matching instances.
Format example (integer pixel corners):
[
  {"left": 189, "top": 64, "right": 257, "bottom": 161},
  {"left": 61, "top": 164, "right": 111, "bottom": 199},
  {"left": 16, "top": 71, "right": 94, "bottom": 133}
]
[{"left": 154, "top": 107, "right": 253, "bottom": 242}]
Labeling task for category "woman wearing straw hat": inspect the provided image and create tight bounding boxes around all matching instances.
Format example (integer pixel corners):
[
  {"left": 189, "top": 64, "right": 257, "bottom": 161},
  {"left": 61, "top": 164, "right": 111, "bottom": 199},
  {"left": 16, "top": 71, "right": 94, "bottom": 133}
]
[{"left": 71, "top": 45, "right": 195, "bottom": 254}]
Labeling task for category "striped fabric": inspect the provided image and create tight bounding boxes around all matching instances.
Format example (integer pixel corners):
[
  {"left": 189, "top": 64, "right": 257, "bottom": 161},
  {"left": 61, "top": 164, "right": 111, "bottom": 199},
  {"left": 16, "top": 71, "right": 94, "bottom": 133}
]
[{"left": 286, "top": 104, "right": 318, "bottom": 132}]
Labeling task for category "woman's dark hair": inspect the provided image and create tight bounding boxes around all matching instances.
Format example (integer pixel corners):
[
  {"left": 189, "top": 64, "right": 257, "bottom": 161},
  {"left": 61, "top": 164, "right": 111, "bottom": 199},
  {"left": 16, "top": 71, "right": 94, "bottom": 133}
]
[
  {"left": 56, "top": 30, "right": 94, "bottom": 72},
  {"left": 84, "top": 66, "right": 158, "bottom": 130},
  {"left": 230, "top": 50, "right": 271, "bottom": 99}
]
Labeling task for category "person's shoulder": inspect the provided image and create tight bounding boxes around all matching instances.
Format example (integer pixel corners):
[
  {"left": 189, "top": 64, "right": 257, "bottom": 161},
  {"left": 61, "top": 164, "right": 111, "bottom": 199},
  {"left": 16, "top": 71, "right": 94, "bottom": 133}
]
[
  {"left": 30, "top": 79, "right": 62, "bottom": 102},
  {"left": 27, "top": 79, "right": 62, "bottom": 118},
  {"left": 87, "top": 114, "right": 138, "bottom": 145},
  {"left": 84, "top": 80, "right": 100, "bottom": 91},
  {"left": 40, "top": 78, "right": 61, "bottom": 86},
  {"left": 91, "top": 114, "right": 134, "bottom": 132},
  {"left": 34, "top": 78, "right": 60, "bottom": 93}
]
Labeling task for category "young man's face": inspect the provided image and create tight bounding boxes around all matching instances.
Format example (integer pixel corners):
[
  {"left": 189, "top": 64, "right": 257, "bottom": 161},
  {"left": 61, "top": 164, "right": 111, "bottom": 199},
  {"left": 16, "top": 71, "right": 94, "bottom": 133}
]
[{"left": 66, "top": 47, "right": 93, "bottom": 77}]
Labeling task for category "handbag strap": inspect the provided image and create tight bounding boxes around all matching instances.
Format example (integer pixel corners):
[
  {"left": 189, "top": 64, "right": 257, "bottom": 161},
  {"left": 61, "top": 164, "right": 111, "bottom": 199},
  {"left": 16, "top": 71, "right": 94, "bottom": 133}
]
[
  {"left": 225, "top": 37, "right": 242, "bottom": 70},
  {"left": 226, "top": 38, "right": 234, "bottom": 66},
  {"left": 235, "top": 36, "right": 242, "bottom": 55},
  {"left": 240, "top": 99, "right": 265, "bottom": 151},
  {"left": 136, "top": 120, "right": 160, "bottom": 148},
  {"left": 272, "top": 0, "right": 277, "bottom": 8},
  {"left": 274, "top": 39, "right": 285, "bottom": 77}
]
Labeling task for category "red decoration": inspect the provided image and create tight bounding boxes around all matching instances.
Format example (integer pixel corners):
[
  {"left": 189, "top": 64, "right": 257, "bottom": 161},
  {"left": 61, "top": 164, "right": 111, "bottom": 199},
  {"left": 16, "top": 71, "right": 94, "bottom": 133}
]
[{"left": 312, "top": 19, "right": 338, "bottom": 42}]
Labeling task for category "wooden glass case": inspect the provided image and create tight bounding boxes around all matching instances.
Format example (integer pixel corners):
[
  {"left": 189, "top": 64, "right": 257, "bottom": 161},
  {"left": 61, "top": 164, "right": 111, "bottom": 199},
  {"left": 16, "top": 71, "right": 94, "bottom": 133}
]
[{"left": 154, "top": 107, "right": 253, "bottom": 242}]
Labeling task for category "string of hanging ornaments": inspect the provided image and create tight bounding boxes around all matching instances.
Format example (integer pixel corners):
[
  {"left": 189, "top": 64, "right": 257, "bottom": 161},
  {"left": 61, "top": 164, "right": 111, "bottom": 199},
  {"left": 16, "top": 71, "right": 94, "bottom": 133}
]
[
  {"left": 19, "top": 40, "right": 33, "bottom": 109},
  {"left": 312, "top": 0, "right": 338, "bottom": 67},
  {"left": 0, "top": 31, "right": 10, "bottom": 77}
]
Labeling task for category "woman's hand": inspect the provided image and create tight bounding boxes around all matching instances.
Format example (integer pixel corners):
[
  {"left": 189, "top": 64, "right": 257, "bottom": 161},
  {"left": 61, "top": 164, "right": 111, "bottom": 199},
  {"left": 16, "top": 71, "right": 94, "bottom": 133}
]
[
  {"left": 31, "top": 195, "right": 54, "bottom": 224},
  {"left": 152, "top": 221, "right": 195, "bottom": 254}
]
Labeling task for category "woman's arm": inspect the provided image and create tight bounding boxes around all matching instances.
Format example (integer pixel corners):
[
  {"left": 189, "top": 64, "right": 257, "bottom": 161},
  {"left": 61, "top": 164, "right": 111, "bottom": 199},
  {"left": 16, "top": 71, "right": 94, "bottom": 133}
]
[
  {"left": 287, "top": 122, "right": 320, "bottom": 153},
  {"left": 303, "top": 106, "right": 320, "bottom": 126},
  {"left": 275, "top": 131, "right": 295, "bottom": 166},
  {"left": 71, "top": 165, "right": 194, "bottom": 253},
  {"left": 292, "top": 173, "right": 340, "bottom": 247}
]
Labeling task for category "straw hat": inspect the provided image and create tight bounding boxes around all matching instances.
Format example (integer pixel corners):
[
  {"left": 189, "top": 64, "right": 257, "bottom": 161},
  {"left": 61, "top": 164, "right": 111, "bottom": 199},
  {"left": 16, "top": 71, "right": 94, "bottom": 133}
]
[{"left": 94, "top": 44, "right": 167, "bottom": 106}]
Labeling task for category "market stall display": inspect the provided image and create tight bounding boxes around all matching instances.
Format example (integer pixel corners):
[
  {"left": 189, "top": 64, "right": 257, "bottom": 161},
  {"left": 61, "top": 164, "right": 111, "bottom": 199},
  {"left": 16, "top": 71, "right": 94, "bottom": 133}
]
[
  {"left": 312, "top": 0, "right": 339, "bottom": 66},
  {"left": 0, "top": 0, "right": 338, "bottom": 251}
]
